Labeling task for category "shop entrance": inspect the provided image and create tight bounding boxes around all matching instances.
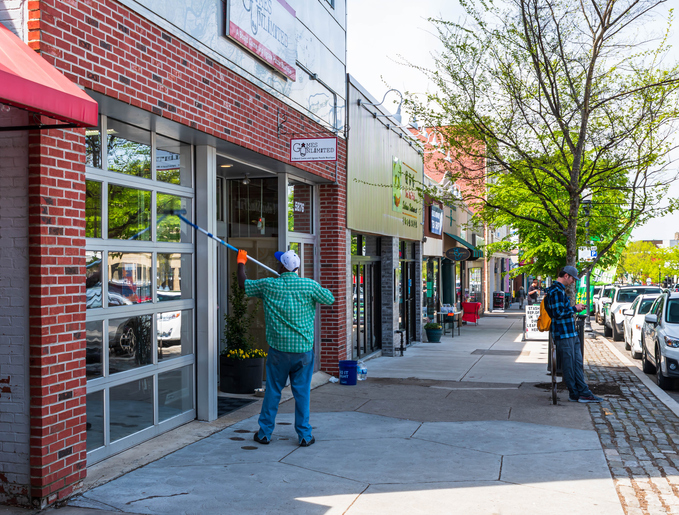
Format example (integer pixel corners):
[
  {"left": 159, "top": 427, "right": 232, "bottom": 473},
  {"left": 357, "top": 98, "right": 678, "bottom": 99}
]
[
  {"left": 399, "top": 242, "right": 417, "bottom": 345},
  {"left": 352, "top": 261, "right": 380, "bottom": 358}
]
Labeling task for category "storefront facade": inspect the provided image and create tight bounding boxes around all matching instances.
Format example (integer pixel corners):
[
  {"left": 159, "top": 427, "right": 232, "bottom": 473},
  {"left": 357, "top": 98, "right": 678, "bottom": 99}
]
[
  {"left": 1, "top": 0, "right": 348, "bottom": 506},
  {"left": 346, "top": 76, "right": 424, "bottom": 355}
]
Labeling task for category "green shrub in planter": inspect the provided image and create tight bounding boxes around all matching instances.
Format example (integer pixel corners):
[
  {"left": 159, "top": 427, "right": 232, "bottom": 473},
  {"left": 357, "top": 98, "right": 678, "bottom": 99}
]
[{"left": 424, "top": 322, "right": 443, "bottom": 343}]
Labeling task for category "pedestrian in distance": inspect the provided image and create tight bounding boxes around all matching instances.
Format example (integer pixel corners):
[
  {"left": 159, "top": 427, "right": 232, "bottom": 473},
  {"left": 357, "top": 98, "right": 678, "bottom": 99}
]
[
  {"left": 527, "top": 279, "right": 540, "bottom": 305},
  {"left": 237, "top": 249, "right": 335, "bottom": 446},
  {"left": 544, "top": 266, "right": 602, "bottom": 403},
  {"left": 517, "top": 286, "right": 526, "bottom": 309}
]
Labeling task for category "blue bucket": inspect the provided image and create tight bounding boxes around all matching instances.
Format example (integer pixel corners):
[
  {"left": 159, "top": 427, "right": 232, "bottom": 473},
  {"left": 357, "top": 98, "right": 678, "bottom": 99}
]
[{"left": 338, "top": 360, "right": 357, "bottom": 385}]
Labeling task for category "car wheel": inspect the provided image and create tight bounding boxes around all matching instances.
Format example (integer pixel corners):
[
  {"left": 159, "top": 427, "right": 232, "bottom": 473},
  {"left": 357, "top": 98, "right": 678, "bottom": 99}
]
[
  {"left": 642, "top": 343, "right": 656, "bottom": 373},
  {"left": 612, "top": 321, "right": 622, "bottom": 342},
  {"left": 655, "top": 345, "right": 674, "bottom": 390},
  {"left": 119, "top": 326, "right": 137, "bottom": 356},
  {"left": 624, "top": 330, "right": 631, "bottom": 350},
  {"left": 604, "top": 320, "right": 612, "bottom": 338}
]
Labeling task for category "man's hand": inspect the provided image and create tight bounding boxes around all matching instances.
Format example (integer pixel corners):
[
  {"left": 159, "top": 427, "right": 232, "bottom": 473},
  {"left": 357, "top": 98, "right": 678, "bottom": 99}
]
[
  {"left": 575, "top": 303, "right": 586, "bottom": 312},
  {"left": 237, "top": 250, "right": 247, "bottom": 289},
  {"left": 237, "top": 250, "right": 248, "bottom": 265}
]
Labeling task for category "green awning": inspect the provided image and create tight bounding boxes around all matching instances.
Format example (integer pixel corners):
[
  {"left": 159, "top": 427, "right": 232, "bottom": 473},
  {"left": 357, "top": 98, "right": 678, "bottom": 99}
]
[{"left": 445, "top": 233, "right": 483, "bottom": 259}]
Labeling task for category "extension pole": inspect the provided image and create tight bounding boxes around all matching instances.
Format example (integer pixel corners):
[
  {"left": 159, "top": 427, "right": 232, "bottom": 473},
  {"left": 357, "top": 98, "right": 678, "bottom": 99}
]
[{"left": 165, "top": 209, "right": 279, "bottom": 277}]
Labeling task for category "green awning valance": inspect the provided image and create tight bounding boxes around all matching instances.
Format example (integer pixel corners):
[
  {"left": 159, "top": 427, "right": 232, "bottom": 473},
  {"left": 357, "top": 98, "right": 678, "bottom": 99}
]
[{"left": 444, "top": 233, "right": 483, "bottom": 259}]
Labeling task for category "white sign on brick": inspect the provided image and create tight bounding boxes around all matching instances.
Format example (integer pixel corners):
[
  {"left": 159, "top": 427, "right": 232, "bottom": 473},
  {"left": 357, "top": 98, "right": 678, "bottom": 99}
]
[{"left": 290, "top": 137, "right": 337, "bottom": 162}]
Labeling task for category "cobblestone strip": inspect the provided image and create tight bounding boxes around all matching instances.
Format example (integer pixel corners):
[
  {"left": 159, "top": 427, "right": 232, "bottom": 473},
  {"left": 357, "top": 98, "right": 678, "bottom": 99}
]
[{"left": 584, "top": 337, "right": 679, "bottom": 515}]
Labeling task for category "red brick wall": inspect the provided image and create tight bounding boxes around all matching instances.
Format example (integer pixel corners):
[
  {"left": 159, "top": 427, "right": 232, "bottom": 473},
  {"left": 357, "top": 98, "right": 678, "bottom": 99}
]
[
  {"left": 24, "top": 0, "right": 348, "bottom": 476},
  {"left": 27, "top": 125, "right": 87, "bottom": 507}
]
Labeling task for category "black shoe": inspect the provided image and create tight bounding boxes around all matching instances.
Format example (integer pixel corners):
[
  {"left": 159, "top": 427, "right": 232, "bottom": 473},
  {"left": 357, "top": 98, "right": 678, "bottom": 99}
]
[
  {"left": 299, "top": 436, "right": 315, "bottom": 447},
  {"left": 254, "top": 433, "right": 270, "bottom": 445}
]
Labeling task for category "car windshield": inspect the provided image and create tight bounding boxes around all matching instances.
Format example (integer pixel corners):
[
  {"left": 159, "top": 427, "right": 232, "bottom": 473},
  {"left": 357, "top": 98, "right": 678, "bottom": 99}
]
[
  {"left": 615, "top": 288, "right": 661, "bottom": 303},
  {"left": 667, "top": 299, "right": 679, "bottom": 324},
  {"left": 639, "top": 299, "right": 655, "bottom": 315}
]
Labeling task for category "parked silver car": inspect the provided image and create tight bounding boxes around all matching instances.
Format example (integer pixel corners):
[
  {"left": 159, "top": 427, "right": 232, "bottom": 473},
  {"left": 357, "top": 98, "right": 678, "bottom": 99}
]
[
  {"left": 594, "top": 284, "right": 615, "bottom": 324},
  {"left": 602, "top": 285, "right": 661, "bottom": 341},
  {"left": 642, "top": 292, "right": 679, "bottom": 390}
]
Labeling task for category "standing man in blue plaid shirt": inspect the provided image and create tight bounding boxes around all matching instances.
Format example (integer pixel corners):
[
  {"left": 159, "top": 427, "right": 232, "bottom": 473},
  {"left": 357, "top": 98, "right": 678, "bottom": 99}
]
[{"left": 545, "top": 266, "right": 602, "bottom": 403}]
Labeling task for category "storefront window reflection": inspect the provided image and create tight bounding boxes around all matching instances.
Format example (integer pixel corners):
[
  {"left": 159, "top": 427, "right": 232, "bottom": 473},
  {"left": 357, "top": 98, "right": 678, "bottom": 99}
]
[
  {"left": 86, "top": 181, "right": 102, "bottom": 238},
  {"left": 158, "top": 366, "right": 193, "bottom": 422},
  {"left": 469, "top": 267, "right": 482, "bottom": 303},
  {"left": 157, "top": 310, "right": 193, "bottom": 361},
  {"left": 86, "top": 320, "right": 103, "bottom": 379},
  {"left": 108, "top": 185, "right": 151, "bottom": 240},
  {"left": 108, "top": 315, "right": 153, "bottom": 375},
  {"left": 86, "top": 251, "right": 103, "bottom": 309},
  {"left": 228, "top": 178, "right": 278, "bottom": 238},
  {"left": 108, "top": 252, "right": 152, "bottom": 304},
  {"left": 110, "top": 378, "right": 154, "bottom": 442},
  {"left": 288, "top": 181, "right": 313, "bottom": 233},
  {"left": 86, "top": 390, "right": 104, "bottom": 451},
  {"left": 85, "top": 123, "right": 102, "bottom": 169},
  {"left": 157, "top": 253, "right": 191, "bottom": 300},
  {"left": 107, "top": 119, "right": 151, "bottom": 179},
  {"left": 156, "top": 135, "right": 191, "bottom": 187},
  {"left": 157, "top": 194, "right": 192, "bottom": 243}
]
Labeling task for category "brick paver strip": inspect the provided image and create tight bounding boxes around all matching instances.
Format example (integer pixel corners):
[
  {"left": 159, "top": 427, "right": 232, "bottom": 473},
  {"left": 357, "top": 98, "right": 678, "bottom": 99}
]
[{"left": 584, "top": 337, "right": 679, "bottom": 514}]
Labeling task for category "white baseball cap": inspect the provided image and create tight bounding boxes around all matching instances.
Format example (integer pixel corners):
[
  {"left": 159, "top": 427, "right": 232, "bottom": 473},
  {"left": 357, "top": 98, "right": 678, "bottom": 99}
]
[{"left": 275, "top": 250, "right": 300, "bottom": 272}]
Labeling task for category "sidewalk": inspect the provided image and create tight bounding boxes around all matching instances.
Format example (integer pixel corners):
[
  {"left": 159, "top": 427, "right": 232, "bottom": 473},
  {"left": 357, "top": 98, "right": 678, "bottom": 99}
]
[{"left": 2, "top": 314, "right": 635, "bottom": 514}]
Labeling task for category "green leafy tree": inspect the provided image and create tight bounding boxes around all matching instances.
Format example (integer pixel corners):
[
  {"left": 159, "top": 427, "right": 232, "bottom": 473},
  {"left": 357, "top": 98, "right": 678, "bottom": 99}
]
[
  {"left": 407, "top": 0, "right": 679, "bottom": 288},
  {"left": 618, "top": 241, "right": 660, "bottom": 283}
]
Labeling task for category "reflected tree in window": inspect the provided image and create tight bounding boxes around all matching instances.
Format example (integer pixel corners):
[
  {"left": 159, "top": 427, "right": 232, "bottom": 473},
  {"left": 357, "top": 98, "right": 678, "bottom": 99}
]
[
  {"left": 108, "top": 186, "right": 151, "bottom": 240},
  {"left": 86, "top": 181, "right": 102, "bottom": 238}
]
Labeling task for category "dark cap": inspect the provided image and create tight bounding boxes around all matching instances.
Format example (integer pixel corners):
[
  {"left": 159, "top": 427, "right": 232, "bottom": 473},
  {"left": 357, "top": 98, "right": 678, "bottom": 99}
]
[{"left": 561, "top": 265, "right": 579, "bottom": 280}]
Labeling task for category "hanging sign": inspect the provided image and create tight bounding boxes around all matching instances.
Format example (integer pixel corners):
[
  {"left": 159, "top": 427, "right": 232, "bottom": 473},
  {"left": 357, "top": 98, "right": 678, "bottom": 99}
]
[
  {"left": 226, "top": 0, "right": 297, "bottom": 81},
  {"left": 430, "top": 205, "right": 443, "bottom": 235},
  {"left": 445, "top": 247, "right": 471, "bottom": 261},
  {"left": 290, "top": 137, "right": 337, "bottom": 162}
]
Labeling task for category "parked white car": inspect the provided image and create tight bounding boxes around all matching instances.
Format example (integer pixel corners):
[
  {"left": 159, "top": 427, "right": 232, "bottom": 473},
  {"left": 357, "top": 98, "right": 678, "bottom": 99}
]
[
  {"left": 642, "top": 292, "right": 679, "bottom": 390},
  {"left": 623, "top": 294, "right": 660, "bottom": 359},
  {"left": 603, "top": 285, "right": 661, "bottom": 341},
  {"left": 594, "top": 284, "right": 615, "bottom": 324}
]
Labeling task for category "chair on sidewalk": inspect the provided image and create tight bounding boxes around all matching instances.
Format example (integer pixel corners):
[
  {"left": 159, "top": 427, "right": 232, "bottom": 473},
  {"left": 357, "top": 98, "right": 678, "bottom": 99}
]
[{"left": 461, "top": 302, "right": 481, "bottom": 325}]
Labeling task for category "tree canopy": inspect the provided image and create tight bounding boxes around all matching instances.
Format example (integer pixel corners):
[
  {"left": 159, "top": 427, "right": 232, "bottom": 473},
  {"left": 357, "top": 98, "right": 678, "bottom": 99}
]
[{"left": 407, "top": 0, "right": 679, "bottom": 279}]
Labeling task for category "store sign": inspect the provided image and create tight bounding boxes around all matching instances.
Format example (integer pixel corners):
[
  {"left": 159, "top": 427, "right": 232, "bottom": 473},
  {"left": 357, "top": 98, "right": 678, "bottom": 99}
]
[
  {"left": 445, "top": 247, "right": 471, "bottom": 261},
  {"left": 290, "top": 137, "right": 337, "bottom": 162},
  {"left": 430, "top": 205, "right": 443, "bottom": 235},
  {"left": 226, "top": 0, "right": 297, "bottom": 81},
  {"left": 392, "top": 157, "right": 419, "bottom": 228}
]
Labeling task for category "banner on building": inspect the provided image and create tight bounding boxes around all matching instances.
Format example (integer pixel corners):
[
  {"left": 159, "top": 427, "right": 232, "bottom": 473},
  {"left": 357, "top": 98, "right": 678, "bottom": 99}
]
[
  {"left": 226, "top": 0, "right": 297, "bottom": 81},
  {"left": 290, "top": 137, "right": 337, "bottom": 162},
  {"left": 430, "top": 205, "right": 443, "bottom": 235}
]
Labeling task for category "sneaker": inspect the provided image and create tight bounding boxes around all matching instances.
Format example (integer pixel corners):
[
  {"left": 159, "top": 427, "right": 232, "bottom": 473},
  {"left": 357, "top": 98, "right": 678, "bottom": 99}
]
[
  {"left": 253, "top": 433, "right": 270, "bottom": 445},
  {"left": 578, "top": 395, "right": 603, "bottom": 403},
  {"left": 299, "top": 436, "right": 315, "bottom": 447},
  {"left": 568, "top": 396, "right": 579, "bottom": 402}
]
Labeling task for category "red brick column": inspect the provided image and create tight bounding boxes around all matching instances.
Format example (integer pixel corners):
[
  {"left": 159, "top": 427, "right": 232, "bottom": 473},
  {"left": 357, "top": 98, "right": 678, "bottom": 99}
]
[
  {"left": 318, "top": 155, "right": 348, "bottom": 376},
  {"left": 27, "top": 126, "right": 87, "bottom": 507}
]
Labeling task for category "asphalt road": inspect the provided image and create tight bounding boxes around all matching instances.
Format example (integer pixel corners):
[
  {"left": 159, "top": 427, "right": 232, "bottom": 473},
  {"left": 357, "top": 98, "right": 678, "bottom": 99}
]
[{"left": 590, "top": 317, "right": 679, "bottom": 404}]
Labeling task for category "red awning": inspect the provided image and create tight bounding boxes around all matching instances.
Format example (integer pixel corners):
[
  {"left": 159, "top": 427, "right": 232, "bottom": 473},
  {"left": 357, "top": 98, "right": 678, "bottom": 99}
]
[{"left": 0, "top": 24, "right": 98, "bottom": 127}]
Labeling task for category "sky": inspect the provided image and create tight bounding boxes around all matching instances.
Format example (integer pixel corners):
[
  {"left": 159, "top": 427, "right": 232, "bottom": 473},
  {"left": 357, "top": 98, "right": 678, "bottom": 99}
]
[{"left": 346, "top": 0, "right": 679, "bottom": 242}]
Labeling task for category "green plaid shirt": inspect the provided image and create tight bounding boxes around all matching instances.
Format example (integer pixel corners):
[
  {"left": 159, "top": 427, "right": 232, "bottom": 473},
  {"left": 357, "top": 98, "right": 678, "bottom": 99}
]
[{"left": 244, "top": 272, "right": 335, "bottom": 353}]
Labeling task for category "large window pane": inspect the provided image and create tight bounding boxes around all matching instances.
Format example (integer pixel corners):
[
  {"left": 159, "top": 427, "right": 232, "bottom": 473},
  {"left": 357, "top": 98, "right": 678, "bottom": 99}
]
[
  {"left": 288, "top": 181, "right": 313, "bottom": 233},
  {"left": 86, "top": 181, "right": 102, "bottom": 238},
  {"left": 156, "top": 135, "right": 191, "bottom": 187},
  {"left": 228, "top": 178, "right": 278, "bottom": 238},
  {"left": 157, "top": 310, "right": 193, "bottom": 361},
  {"left": 157, "top": 195, "right": 192, "bottom": 243},
  {"left": 108, "top": 315, "right": 153, "bottom": 375},
  {"left": 303, "top": 243, "right": 314, "bottom": 279},
  {"left": 108, "top": 185, "right": 151, "bottom": 241},
  {"left": 86, "top": 390, "right": 104, "bottom": 452},
  {"left": 110, "top": 378, "right": 154, "bottom": 442},
  {"left": 86, "top": 122, "right": 102, "bottom": 169},
  {"left": 86, "top": 320, "right": 103, "bottom": 379},
  {"left": 107, "top": 119, "right": 151, "bottom": 179},
  {"left": 157, "top": 253, "right": 192, "bottom": 300},
  {"left": 158, "top": 366, "right": 193, "bottom": 422},
  {"left": 108, "top": 252, "right": 152, "bottom": 304},
  {"left": 86, "top": 251, "right": 102, "bottom": 309}
]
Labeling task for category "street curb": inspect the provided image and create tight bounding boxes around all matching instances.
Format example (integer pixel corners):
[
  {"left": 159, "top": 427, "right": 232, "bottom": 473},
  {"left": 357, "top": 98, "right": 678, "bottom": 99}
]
[{"left": 596, "top": 336, "right": 679, "bottom": 419}]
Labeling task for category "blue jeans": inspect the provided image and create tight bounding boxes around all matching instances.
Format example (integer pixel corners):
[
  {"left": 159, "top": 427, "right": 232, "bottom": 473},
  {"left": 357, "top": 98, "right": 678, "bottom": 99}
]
[
  {"left": 257, "top": 346, "right": 314, "bottom": 444},
  {"left": 556, "top": 335, "right": 593, "bottom": 399}
]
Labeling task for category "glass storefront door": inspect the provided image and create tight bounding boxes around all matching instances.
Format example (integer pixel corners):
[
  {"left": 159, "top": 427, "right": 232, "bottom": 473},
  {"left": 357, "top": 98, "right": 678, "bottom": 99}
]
[{"left": 352, "top": 262, "right": 379, "bottom": 358}]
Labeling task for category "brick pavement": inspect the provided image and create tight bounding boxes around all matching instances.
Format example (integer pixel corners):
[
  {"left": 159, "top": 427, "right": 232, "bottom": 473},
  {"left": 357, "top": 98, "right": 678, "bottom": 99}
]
[{"left": 585, "top": 337, "right": 679, "bottom": 515}]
